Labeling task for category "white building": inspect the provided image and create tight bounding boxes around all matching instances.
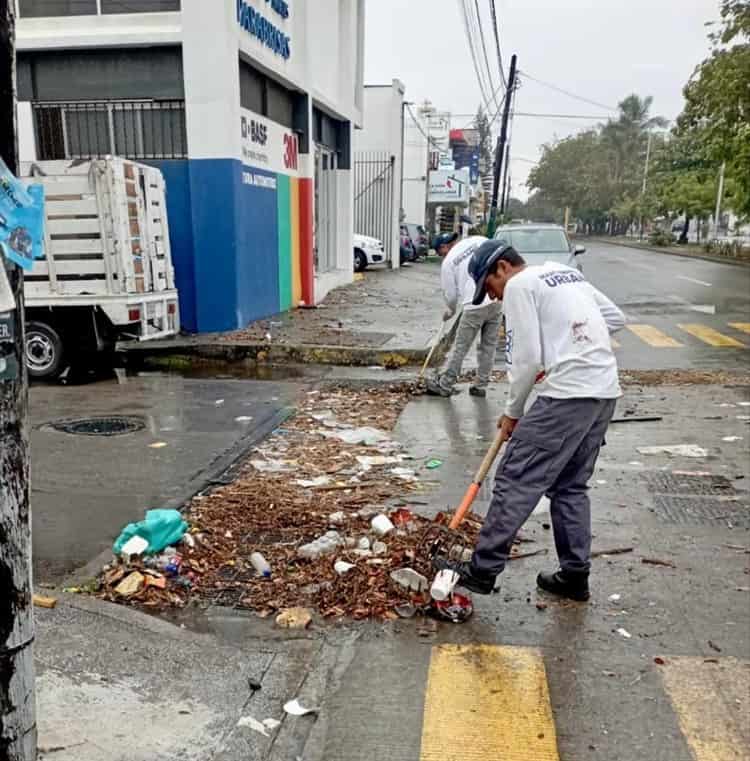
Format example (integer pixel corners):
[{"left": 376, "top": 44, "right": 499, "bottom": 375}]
[
  {"left": 15, "top": 0, "right": 365, "bottom": 333},
  {"left": 353, "top": 80, "right": 405, "bottom": 267}
]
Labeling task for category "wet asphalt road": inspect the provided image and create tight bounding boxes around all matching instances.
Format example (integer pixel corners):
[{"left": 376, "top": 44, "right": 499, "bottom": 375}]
[{"left": 579, "top": 241, "right": 750, "bottom": 370}]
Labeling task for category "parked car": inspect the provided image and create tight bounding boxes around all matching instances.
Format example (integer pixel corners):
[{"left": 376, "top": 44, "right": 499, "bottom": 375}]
[
  {"left": 399, "top": 225, "right": 417, "bottom": 265},
  {"left": 494, "top": 223, "right": 585, "bottom": 270},
  {"left": 404, "top": 223, "right": 429, "bottom": 257},
  {"left": 353, "top": 233, "right": 385, "bottom": 272}
]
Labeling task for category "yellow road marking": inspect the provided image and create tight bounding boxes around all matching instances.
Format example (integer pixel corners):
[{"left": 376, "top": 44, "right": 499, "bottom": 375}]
[
  {"left": 659, "top": 657, "right": 750, "bottom": 761},
  {"left": 420, "top": 645, "right": 559, "bottom": 761},
  {"left": 627, "top": 324, "right": 683, "bottom": 347},
  {"left": 678, "top": 324, "right": 745, "bottom": 347},
  {"left": 728, "top": 322, "right": 750, "bottom": 335}
]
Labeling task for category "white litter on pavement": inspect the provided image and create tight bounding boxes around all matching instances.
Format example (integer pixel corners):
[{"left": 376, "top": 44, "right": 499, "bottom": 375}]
[
  {"left": 738, "top": 402, "right": 750, "bottom": 407},
  {"left": 120, "top": 536, "right": 149, "bottom": 558},
  {"left": 596, "top": 479, "right": 608, "bottom": 485},
  {"left": 321, "top": 427, "right": 392, "bottom": 446},
  {"left": 722, "top": 436, "right": 743, "bottom": 442},
  {"left": 737, "top": 416, "right": 750, "bottom": 421},
  {"left": 296, "top": 475, "right": 332, "bottom": 488},
  {"left": 263, "top": 718, "right": 281, "bottom": 730},
  {"left": 390, "top": 467, "right": 417, "bottom": 481},
  {"left": 356, "top": 455, "right": 402, "bottom": 470},
  {"left": 148, "top": 442, "right": 168, "bottom": 449},
  {"left": 283, "top": 699, "right": 318, "bottom": 717},
  {"left": 608, "top": 594, "right": 622, "bottom": 603},
  {"left": 616, "top": 627, "right": 632, "bottom": 639},
  {"left": 215, "top": 399, "right": 225, "bottom": 406},
  {"left": 637, "top": 445, "right": 709, "bottom": 458},
  {"left": 235, "top": 416, "right": 253, "bottom": 423},
  {"left": 310, "top": 410, "right": 335, "bottom": 421},
  {"left": 237, "top": 715, "right": 270, "bottom": 736},
  {"left": 251, "top": 459, "right": 295, "bottom": 473}
]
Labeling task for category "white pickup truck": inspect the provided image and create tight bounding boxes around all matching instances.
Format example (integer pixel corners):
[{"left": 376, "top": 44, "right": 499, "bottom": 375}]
[{"left": 21, "top": 158, "right": 179, "bottom": 378}]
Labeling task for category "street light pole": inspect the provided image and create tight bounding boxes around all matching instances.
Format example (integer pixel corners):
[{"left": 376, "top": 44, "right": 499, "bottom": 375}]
[
  {"left": 0, "top": 0, "right": 37, "bottom": 758},
  {"left": 713, "top": 161, "right": 726, "bottom": 240},
  {"left": 639, "top": 131, "right": 653, "bottom": 241}
]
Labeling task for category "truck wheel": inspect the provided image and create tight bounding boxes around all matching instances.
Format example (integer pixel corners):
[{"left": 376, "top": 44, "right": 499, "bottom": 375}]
[
  {"left": 354, "top": 249, "right": 368, "bottom": 273},
  {"left": 26, "top": 321, "right": 65, "bottom": 379}
]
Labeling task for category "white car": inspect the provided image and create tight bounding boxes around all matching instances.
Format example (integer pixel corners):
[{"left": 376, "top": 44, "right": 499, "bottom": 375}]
[{"left": 353, "top": 233, "right": 385, "bottom": 272}]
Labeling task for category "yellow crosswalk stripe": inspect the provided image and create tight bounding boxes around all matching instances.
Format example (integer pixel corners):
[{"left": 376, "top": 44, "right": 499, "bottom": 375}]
[
  {"left": 659, "top": 657, "right": 750, "bottom": 761},
  {"left": 627, "top": 324, "right": 683, "bottom": 347},
  {"left": 420, "top": 645, "right": 559, "bottom": 761},
  {"left": 678, "top": 324, "right": 746, "bottom": 347},
  {"left": 728, "top": 322, "right": 750, "bottom": 335}
]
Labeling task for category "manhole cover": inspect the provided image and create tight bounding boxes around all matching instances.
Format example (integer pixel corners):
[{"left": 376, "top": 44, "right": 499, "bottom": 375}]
[
  {"left": 645, "top": 472, "right": 736, "bottom": 495},
  {"left": 650, "top": 495, "right": 750, "bottom": 527},
  {"left": 48, "top": 416, "right": 146, "bottom": 436}
]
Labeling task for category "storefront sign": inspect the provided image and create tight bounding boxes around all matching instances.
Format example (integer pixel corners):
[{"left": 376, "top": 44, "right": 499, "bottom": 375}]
[
  {"left": 237, "top": 0, "right": 291, "bottom": 60},
  {"left": 240, "top": 108, "right": 299, "bottom": 177},
  {"left": 428, "top": 169, "right": 471, "bottom": 204}
]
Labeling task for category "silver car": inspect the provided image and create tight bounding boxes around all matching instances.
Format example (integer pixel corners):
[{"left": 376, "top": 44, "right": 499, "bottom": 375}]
[{"left": 494, "top": 223, "right": 586, "bottom": 270}]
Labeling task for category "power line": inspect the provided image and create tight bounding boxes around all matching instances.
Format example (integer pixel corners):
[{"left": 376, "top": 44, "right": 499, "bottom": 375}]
[
  {"left": 488, "top": 0, "right": 507, "bottom": 88},
  {"left": 519, "top": 70, "right": 618, "bottom": 113},
  {"left": 473, "top": 0, "right": 501, "bottom": 110},
  {"left": 404, "top": 103, "right": 443, "bottom": 151},
  {"left": 514, "top": 111, "right": 609, "bottom": 119},
  {"left": 458, "top": 0, "right": 494, "bottom": 113}
]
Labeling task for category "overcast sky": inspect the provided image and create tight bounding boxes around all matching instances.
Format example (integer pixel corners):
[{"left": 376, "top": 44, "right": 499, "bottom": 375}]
[{"left": 364, "top": 0, "right": 720, "bottom": 199}]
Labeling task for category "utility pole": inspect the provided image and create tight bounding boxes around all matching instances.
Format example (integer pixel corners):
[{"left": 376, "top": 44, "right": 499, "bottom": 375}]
[
  {"left": 713, "top": 161, "right": 726, "bottom": 240},
  {"left": 0, "top": 0, "right": 37, "bottom": 758},
  {"left": 487, "top": 53, "right": 516, "bottom": 239},
  {"left": 499, "top": 78, "right": 517, "bottom": 220},
  {"left": 639, "top": 131, "right": 653, "bottom": 241}
]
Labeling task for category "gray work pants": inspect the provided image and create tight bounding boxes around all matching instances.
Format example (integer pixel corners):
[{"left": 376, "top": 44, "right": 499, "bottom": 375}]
[
  {"left": 437, "top": 302, "right": 502, "bottom": 390},
  {"left": 473, "top": 396, "right": 617, "bottom": 576}
]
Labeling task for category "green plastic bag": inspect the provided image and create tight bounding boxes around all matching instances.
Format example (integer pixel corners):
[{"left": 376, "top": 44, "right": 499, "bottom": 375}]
[{"left": 113, "top": 509, "right": 188, "bottom": 556}]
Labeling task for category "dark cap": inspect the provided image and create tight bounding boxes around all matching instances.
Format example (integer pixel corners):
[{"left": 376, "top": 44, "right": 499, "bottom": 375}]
[
  {"left": 432, "top": 231, "right": 459, "bottom": 250},
  {"left": 468, "top": 239, "right": 518, "bottom": 305}
]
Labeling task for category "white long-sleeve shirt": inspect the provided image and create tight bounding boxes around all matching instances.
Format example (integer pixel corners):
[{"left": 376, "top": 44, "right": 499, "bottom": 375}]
[
  {"left": 503, "top": 261, "right": 625, "bottom": 419},
  {"left": 440, "top": 236, "right": 492, "bottom": 313}
]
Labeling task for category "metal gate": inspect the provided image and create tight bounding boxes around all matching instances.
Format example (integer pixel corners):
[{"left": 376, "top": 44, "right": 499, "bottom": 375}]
[
  {"left": 354, "top": 151, "right": 395, "bottom": 261},
  {"left": 314, "top": 146, "right": 338, "bottom": 273}
]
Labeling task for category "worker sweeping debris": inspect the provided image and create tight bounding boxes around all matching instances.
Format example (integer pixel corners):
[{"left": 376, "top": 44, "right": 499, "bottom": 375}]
[
  {"left": 425, "top": 232, "right": 503, "bottom": 398},
  {"left": 432, "top": 238, "right": 625, "bottom": 603}
]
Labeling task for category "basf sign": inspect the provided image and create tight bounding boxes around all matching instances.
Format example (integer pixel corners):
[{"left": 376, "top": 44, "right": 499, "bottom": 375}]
[{"left": 240, "top": 109, "right": 299, "bottom": 177}]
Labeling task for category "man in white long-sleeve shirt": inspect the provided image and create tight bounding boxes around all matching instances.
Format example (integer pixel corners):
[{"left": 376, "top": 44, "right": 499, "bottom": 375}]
[
  {"left": 425, "top": 232, "right": 503, "bottom": 398},
  {"left": 440, "top": 239, "right": 625, "bottom": 601}
]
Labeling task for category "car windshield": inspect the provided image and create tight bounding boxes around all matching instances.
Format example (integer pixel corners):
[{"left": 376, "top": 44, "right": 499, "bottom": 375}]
[{"left": 499, "top": 229, "right": 570, "bottom": 253}]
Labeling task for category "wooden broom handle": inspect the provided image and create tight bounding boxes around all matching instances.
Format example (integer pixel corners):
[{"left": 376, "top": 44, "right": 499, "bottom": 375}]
[{"left": 474, "top": 428, "right": 506, "bottom": 483}]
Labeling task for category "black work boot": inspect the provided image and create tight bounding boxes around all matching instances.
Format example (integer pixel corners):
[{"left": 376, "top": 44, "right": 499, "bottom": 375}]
[
  {"left": 425, "top": 378, "right": 460, "bottom": 397},
  {"left": 434, "top": 558, "right": 497, "bottom": 595},
  {"left": 469, "top": 385, "right": 487, "bottom": 397},
  {"left": 537, "top": 569, "right": 590, "bottom": 602}
]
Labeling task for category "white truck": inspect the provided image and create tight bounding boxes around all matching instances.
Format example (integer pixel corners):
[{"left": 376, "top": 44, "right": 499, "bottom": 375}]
[{"left": 20, "top": 158, "right": 179, "bottom": 378}]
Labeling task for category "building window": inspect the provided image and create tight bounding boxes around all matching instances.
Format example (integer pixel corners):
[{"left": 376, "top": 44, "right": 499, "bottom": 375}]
[
  {"left": 33, "top": 100, "right": 187, "bottom": 160},
  {"left": 19, "top": 0, "right": 97, "bottom": 16},
  {"left": 239, "top": 59, "right": 295, "bottom": 129},
  {"left": 101, "top": 0, "right": 180, "bottom": 13},
  {"left": 18, "top": 0, "right": 179, "bottom": 16}
]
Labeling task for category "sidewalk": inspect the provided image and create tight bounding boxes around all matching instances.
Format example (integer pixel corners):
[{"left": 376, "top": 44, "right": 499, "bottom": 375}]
[
  {"left": 122, "top": 263, "right": 454, "bottom": 369},
  {"left": 590, "top": 235, "right": 750, "bottom": 267}
]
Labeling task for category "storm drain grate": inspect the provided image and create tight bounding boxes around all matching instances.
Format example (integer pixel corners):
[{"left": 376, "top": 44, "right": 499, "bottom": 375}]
[
  {"left": 644, "top": 472, "right": 749, "bottom": 526},
  {"left": 645, "top": 472, "right": 736, "bottom": 496},
  {"left": 48, "top": 416, "right": 146, "bottom": 437}
]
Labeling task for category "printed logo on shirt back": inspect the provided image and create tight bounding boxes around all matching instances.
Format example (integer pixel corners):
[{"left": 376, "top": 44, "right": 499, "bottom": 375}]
[
  {"left": 505, "top": 328, "right": 514, "bottom": 365},
  {"left": 538, "top": 270, "right": 585, "bottom": 287}
]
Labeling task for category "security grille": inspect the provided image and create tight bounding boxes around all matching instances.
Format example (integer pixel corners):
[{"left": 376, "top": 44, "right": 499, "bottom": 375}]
[{"left": 353, "top": 151, "right": 395, "bottom": 261}]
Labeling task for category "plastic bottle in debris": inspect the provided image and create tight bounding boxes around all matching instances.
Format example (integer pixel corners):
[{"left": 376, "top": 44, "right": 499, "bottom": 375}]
[{"left": 250, "top": 552, "right": 272, "bottom": 578}]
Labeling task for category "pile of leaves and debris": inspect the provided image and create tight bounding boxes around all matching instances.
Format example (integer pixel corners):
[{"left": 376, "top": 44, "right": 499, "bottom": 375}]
[{"left": 95, "top": 384, "right": 507, "bottom": 621}]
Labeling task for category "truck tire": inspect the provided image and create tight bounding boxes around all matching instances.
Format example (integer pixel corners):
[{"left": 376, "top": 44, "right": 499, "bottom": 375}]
[
  {"left": 354, "top": 248, "right": 368, "bottom": 273},
  {"left": 26, "top": 321, "right": 65, "bottom": 379}
]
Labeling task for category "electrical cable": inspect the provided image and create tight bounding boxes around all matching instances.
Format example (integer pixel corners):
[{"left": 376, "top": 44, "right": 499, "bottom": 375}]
[
  {"left": 488, "top": 0, "right": 507, "bottom": 89},
  {"left": 518, "top": 70, "right": 618, "bottom": 112},
  {"left": 404, "top": 103, "right": 443, "bottom": 151},
  {"left": 458, "top": 0, "right": 494, "bottom": 113},
  {"left": 473, "top": 0, "right": 501, "bottom": 111}
]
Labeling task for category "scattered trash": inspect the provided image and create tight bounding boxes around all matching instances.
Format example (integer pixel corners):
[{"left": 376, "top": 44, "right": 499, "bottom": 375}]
[
  {"left": 251, "top": 458, "right": 295, "bottom": 473},
  {"left": 113, "top": 509, "right": 188, "bottom": 556},
  {"left": 390, "top": 467, "right": 417, "bottom": 481},
  {"left": 144, "top": 573, "right": 167, "bottom": 590},
  {"left": 182, "top": 533, "right": 196, "bottom": 549},
  {"left": 641, "top": 557, "right": 676, "bottom": 569},
  {"left": 591, "top": 547, "right": 634, "bottom": 558},
  {"left": 371, "top": 515, "right": 395, "bottom": 536},
  {"left": 275, "top": 607, "right": 312, "bottom": 629},
  {"left": 149, "top": 442, "right": 168, "bottom": 449},
  {"left": 616, "top": 627, "right": 632, "bottom": 639},
  {"left": 322, "top": 427, "right": 391, "bottom": 446},
  {"left": 391, "top": 507, "right": 414, "bottom": 526},
  {"left": 736, "top": 415, "right": 750, "bottom": 421},
  {"left": 263, "top": 718, "right": 281, "bottom": 731},
  {"left": 535, "top": 601, "right": 548, "bottom": 611},
  {"left": 357, "top": 537, "right": 371, "bottom": 550},
  {"left": 248, "top": 677, "right": 262, "bottom": 692},
  {"left": 327, "top": 510, "right": 346, "bottom": 524},
  {"left": 297, "top": 476, "right": 332, "bottom": 488},
  {"left": 215, "top": 399, "right": 225, "bottom": 406},
  {"left": 430, "top": 569, "right": 460, "bottom": 601},
  {"left": 298, "top": 531, "right": 344, "bottom": 560},
  {"left": 237, "top": 715, "right": 270, "bottom": 737},
  {"left": 708, "top": 640, "right": 722, "bottom": 653},
  {"left": 425, "top": 459, "right": 443, "bottom": 469},
  {"left": 33, "top": 594, "right": 57, "bottom": 609},
  {"left": 610, "top": 416, "right": 663, "bottom": 424},
  {"left": 114, "top": 571, "right": 145, "bottom": 598},
  {"left": 372, "top": 541, "right": 388, "bottom": 556},
  {"left": 654, "top": 657, "right": 666, "bottom": 665},
  {"left": 637, "top": 445, "right": 708, "bottom": 458},
  {"left": 355, "top": 455, "right": 401, "bottom": 469},
  {"left": 283, "top": 699, "right": 319, "bottom": 717},
  {"left": 608, "top": 594, "right": 622, "bottom": 603},
  {"left": 722, "top": 436, "right": 743, "bottom": 442},
  {"left": 311, "top": 410, "right": 335, "bottom": 422},
  {"left": 334, "top": 560, "right": 355, "bottom": 575},
  {"left": 395, "top": 603, "right": 416, "bottom": 619},
  {"left": 235, "top": 416, "right": 253, "bottom": 423},
  {"left": 596, "top": 479, "right": 608, "bottom": 485},
  {"left": 120, "top": 535, "right": 149, "bottom": 560},
  {"left": 739, "top": 402, "right": 750, "bottom": 407},
  {"left": 390, "top": 567, "right": 429, "bottom": 593},
  {"left": 250, "top": 552, "right": 272, "bottom": 578},
  {"left": 432, "top": 592, "right": 474, "bottom": 623}
]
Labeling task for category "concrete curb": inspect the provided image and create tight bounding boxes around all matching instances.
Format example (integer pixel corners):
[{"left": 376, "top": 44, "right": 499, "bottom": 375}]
[
  {"left": 122, "top": 318, "right": 460, "bottom": 370},
  {"left": 588, "top": 237, "right": 750, "bottom": 268}
]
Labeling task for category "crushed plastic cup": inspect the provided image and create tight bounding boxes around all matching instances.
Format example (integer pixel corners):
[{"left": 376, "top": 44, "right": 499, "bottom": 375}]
[
  {"left": 250, "top": 552, "right": 272, "bottom": 578},
  {"left": 430, "top": 569, "right": 460, "bottom": 601},
  {"left": 371, "top": 515, "right": 395, "bottom": 536},
  {"left": 334, "top": 560, "right": 355, "bottom": 575}
]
